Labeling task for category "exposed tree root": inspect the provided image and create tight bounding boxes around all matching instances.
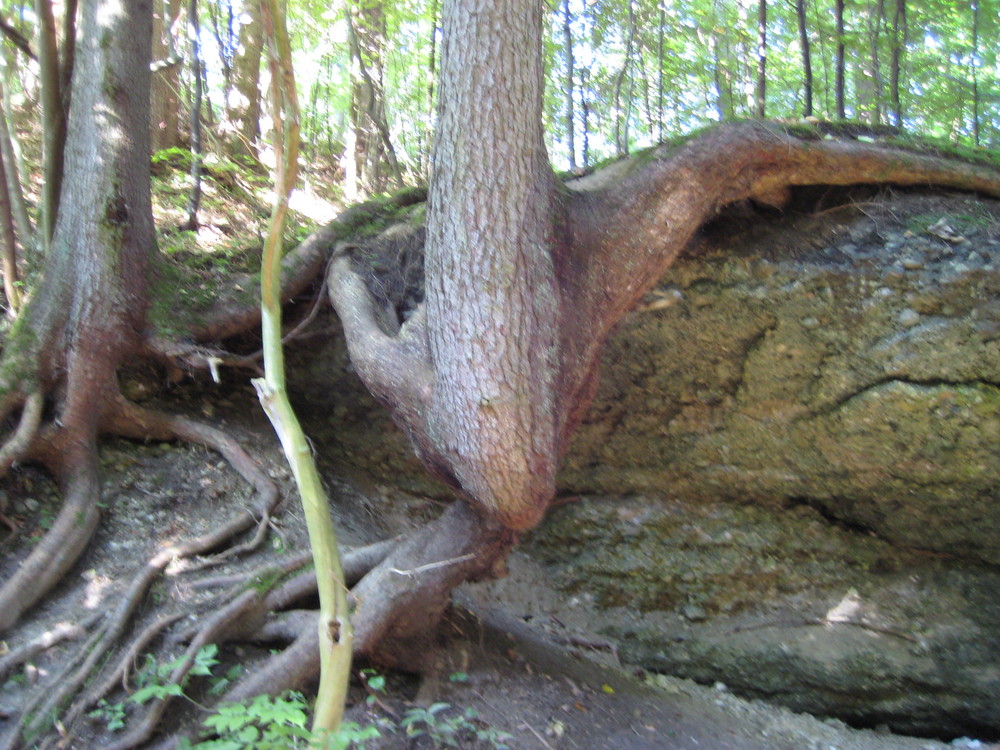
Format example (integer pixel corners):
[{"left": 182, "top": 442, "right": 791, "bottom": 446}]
[
  {"left": 0, "top": 391, "right": 42, "bottom": 476},
  {"left": 15, "top": 504, "right": 501, "bottom": 750},
  {"left": 0, "top": 445, "right": 102, "bottom": 633}
]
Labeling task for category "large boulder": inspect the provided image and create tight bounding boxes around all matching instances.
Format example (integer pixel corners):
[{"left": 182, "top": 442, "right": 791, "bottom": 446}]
[
  {"left": 561, "top": 189, "right": 999, "bottom": 565},
  {"left": 293, "top": 188, "right": 999, "bottom": 738}
]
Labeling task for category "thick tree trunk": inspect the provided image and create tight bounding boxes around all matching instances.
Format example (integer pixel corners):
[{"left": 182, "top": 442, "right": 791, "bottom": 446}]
[
  {"left": 331, "top": 0, "right": 560, "bottom": 531},
  {"left": 0, "top": 0, "right": 155, "bottom": 632},
  {"left": 422, "top": 0, "right": 559, "bottom": 529}
]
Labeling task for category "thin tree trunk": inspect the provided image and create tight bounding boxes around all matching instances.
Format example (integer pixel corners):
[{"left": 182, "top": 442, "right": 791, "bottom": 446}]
[
  {"left": 36, "top": 0, "right": 65, "bottom": 250},
  {"left": 423, "top": 0, "right": 438, "bottom": 179},
  {"left": 0, "top": 139, "right": 20, "bottom": 315},
  {"left": 346, "top": 3, "right": 403, "bottom": 199},
  {"left": 612, "top": 0, "right": 635, "bottom": 156},
  {"left": 58, "top": 0, "right": 77, "bottom": 113},
  {"left": 797, "top": 0, "right": 813, "bottom": 117},
  {"left": 863, "top": 0, "right": 885, "bottom": 124},
  {"left": 755, "top": 0, "right": 767, "bottom": 117},
  {"left": 0, "top": 77, "right": 32, "bottom": 247},
  {"left": 970, "top": 0, "right": 980, "bottom": 145},
  {"left": 889, "top": 0, "right": 905, "bottom": 126},
  {"left": 563, "top": 0, "right": 575, "bottom": 170},
  {"left": 581, "top": 68, "right": 590, "bottom": 167},
  {"left": 183, "top": 0, "right": 203, "bottom": 231},
  {"left": 657, "top": 3, "right": 664, "bottom": 141},
  {"left": 835, "top": 0, "right": 846, "bottom": 118}
]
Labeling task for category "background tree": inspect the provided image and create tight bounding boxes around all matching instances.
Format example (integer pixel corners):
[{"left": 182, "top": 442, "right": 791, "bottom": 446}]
[
  {"left": 797, "top": 0, "right": 813, "bottom": 116},
  {"left": 754, "top": 0, "right": 767, "bottom": 116},
  {"left": 344, "top": 0, "right": 403, "bottom": 199},
  {"left": 150, "top": 0, "right": 183, "bottom": 152},
  {"left": 224, "top": 0, "right": 264, "bottom": 160},
  {"left": 0, "top": 0, "right": 277, "bottom": 637}
]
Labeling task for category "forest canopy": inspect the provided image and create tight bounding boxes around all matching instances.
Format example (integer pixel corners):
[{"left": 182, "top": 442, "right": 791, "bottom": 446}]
[{"left": 1, "top": 0, "right": 992, "bottom": 191}]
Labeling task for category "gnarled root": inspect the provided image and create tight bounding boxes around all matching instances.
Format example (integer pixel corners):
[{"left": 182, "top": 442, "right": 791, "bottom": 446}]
[
  {"left": 116, "top": 505, "right": 509, "bottom": 750},
  {"left": 0, "top": 442, "right": 102, "bottom": 633}
]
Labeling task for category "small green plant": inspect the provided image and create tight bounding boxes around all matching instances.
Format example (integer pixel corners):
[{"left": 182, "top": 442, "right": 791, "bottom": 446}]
[
  {"left": 400, "top": 703, "right": 511, "bottom": 749},
  {"left": 132, "top": 643, "right": 221, "bottom": 705},
  {"left": 88, "top": 644, "right": 222, "bottom": 732},
  {"left": 88, "top": 698, "right": 127, "bottom": 732},
  {"left": 179, "top": 692, "right": 380, "bottom": 750},
  {"left": 358, "top": 668, "right": 386, "bottom": 706},
  {"left": 209, "top": 664, "right": 245, "bottom": 696}
]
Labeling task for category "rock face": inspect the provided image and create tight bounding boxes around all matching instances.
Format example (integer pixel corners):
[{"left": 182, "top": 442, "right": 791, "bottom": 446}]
[
  {"left": 561, "top": 189, "right": 999, "bottom": 565},
  {"left": 294, "top": 188, "right": 999, "bottom": 739}
]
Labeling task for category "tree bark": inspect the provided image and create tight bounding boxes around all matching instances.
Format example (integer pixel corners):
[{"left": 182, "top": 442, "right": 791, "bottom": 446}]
[
  {"left": 796, "top": 0, "right": 813, "bottom": 117},
  {"left": 150, "top": 0, "right": 183, "bottom": 152},
  {"left": 182, "top": 0, "right": 203, "bottom": 230},
  {"left": 345, "top": 0, "right": 403, "bottom": 200},
  {"left": 563, "top": 0, "right": 576, "bottom": 170},
  {"left": 755, "top": 0, "right": 767, "bottom": 118},
  {"left": 888, "top": 0, "right": 905, "bottom": 127},
  {"left": 36, "top": 0, "right": 66, "bottom": 250},
  {"left": 835, "top": 0, "right": 846, "bottom": 118},
  {"left": 225, "top": 0, "right": 263, "bottom": 160},
  {"left": 0, "top": 0, "right": 155, "bottom": 633}
]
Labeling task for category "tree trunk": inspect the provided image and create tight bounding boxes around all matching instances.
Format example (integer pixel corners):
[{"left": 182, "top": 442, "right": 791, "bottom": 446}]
[
  {"left": 796, "top": 0, "right": 813, "bottom": 117},
  {"left": 345, "top": 0, "right": 403, "bottom": 200},
  {"left": 563, "top": 0, "right": 575, "bottom": 170},
  {"left": 0, "top": 0, "right": 155, "bottom": 632},
  {"left": 835, "top": 0, "right": 846, "bottom": 118},
  {"left": 150, "top": 0, "right": 183, "bottom": 152},
  {"left": 225, "top": 0, "right": 263, "bottom": 160},
  {"left": 182, "top": 0, "right": 203, "bottom": 230},
  {"left": 36, "top": 0, "right": 67, "bottom": 250},
  {"left": 970, "top": 0, "right": 980, "bottom": 146},
  {"left": 422, "top": 0, "right": 558, "bottom": 529},
  {"left": 755, "top": 0, "right": 767, "bottom": 117},
  {"left": 889, "top": 0, "right": 905, "bottom": 126}
]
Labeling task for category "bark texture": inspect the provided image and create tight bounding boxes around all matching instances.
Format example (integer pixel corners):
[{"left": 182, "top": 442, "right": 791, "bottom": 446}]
[
  {"left": 225, "top": 0, "right": 262, "bottom": 160},
  {"left": 332, "top": 0, "right": 561, "bottom": 530},
  {"left": 0, "top": 0, "right": 156, "bottom": 632},
  {"left": 150, "top": 0, "right": 183, "bottom": 152}
]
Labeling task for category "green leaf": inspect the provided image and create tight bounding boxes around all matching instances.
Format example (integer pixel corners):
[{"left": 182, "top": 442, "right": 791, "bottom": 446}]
[
  {"left": 191, "top": 644, "right": 221, "bottom": 676},
  {"left": 130, "top": 682, "right": 184, "bottom": 705}
]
